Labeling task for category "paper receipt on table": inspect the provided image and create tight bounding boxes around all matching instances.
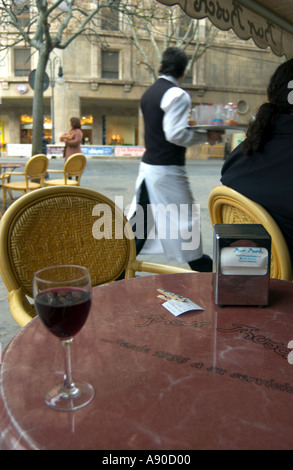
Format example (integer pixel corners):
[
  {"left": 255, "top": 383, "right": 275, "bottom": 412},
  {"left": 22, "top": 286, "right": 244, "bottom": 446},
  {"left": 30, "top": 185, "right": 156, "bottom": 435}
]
[{"left": 157, "top": 289, "right": 203, "bottom": 317}]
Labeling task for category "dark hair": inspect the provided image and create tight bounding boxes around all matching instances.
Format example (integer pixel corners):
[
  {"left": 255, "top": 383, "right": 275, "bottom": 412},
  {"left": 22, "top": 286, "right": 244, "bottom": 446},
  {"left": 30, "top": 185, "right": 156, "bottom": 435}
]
[
  {"left": 159, "top": 47, "right": 189, "bottom": 79},
  {"left": 70, "top": 117, "right": 81, "bottom": 129},
  {"left": 243, "top": 59, "right": 293, "bottom": 155}
]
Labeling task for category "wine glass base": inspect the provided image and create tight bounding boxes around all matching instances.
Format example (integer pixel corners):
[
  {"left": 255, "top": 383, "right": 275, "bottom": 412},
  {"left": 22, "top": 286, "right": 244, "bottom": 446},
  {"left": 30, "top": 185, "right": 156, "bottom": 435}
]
[{"left": 45, "top": 381, "right": 95, "bottom": 411}]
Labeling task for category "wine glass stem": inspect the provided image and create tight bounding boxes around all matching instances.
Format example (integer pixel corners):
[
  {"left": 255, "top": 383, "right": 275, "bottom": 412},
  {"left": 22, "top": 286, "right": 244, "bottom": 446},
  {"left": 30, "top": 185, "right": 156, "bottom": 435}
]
[{"left": 61, "top": 338, "right": 78, "bottom": 396}]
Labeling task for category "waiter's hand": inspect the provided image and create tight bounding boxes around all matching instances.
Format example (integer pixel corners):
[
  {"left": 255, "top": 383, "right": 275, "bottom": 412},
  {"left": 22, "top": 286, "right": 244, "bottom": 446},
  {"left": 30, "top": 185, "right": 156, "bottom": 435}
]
[{"left": 207, "top": 130, "right": 225, "bottom": 146}]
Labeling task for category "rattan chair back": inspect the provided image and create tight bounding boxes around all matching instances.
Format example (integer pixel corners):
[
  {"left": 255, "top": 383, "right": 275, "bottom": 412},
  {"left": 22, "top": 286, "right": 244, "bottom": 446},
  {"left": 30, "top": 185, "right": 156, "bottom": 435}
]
[
  {"left": 64, "top": 153, "right": 86, "bottom": 181},
  {"left": 45, "top": 153, "right": 86, "bottom": 186},
  {"left": 208, "top": 185, "right": 292, "bottom": 281},
  {"left": 0, "top": 185, "right": 192, "bottom": 327},
  {"left": 1, "top": 154, "right": 48, "bottom": 212},
  {"left": 0, "top": 186, "right": 135, "bottom": 326},
  {"left": 25, "top": 154, "right": 49, "bottom": 180}
]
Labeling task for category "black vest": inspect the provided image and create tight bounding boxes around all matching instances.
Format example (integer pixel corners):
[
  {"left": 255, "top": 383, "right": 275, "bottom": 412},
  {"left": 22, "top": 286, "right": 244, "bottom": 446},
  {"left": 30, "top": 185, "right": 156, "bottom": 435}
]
[{"left": 141, "top": 78, "right": 186, "bottom": 166}]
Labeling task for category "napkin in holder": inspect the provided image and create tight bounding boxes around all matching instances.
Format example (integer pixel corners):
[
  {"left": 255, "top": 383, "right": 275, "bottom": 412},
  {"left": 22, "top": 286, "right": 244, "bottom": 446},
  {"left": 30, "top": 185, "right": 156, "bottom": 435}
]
[{"left": 213, "top": 224, "right": 271, "bottom": 306}]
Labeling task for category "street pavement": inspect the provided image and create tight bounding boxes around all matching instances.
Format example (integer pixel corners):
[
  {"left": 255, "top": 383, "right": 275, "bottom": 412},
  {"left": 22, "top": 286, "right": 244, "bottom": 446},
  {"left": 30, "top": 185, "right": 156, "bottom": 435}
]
[{"left": 0, "top": 156, "right": 224, "bottom": 351}]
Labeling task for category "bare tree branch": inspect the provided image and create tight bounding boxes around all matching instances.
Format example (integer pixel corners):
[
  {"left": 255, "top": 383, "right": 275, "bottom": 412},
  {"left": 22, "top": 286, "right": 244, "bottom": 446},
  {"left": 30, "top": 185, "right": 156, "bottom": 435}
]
[{"left": 0, "top": 0, "right": 218, "bottom": 153}]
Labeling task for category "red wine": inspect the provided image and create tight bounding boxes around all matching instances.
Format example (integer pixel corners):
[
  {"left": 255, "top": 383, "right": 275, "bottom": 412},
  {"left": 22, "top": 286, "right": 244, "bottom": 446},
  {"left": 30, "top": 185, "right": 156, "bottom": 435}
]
[{"left": 35, "top": 287, "right": 92, "bottom": 339}]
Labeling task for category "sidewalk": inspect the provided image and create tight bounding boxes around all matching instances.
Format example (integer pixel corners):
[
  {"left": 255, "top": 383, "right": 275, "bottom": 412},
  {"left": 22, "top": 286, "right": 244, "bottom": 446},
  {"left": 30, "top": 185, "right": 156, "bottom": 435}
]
[{"left": 0, "top": 157, "right": 223, "bottom": 350}]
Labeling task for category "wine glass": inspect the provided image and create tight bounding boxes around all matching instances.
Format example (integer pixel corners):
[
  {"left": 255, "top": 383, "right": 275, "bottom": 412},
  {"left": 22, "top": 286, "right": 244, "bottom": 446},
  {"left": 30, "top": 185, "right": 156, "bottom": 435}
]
[{"left": 33, "top": 265, "right": 95, "bottom": 411}]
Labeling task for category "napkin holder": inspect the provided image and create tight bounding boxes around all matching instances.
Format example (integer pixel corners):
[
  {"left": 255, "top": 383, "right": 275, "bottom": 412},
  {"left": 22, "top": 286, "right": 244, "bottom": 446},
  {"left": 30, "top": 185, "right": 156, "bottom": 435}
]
[{"left": 213, "top": 224, "right": 271, "bottom": 306}]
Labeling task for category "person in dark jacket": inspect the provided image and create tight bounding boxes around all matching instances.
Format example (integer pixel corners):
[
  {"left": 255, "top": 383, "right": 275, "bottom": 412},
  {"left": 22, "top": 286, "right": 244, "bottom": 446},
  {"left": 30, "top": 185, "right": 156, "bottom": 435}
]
[{"left": 221, "top": 58, "right": 293, "bottom": 267}]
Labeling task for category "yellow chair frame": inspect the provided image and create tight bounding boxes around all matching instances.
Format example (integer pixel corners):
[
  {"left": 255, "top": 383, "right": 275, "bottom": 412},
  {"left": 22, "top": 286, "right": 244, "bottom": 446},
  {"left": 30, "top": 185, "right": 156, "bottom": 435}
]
[
  {"left": 44, "top": 153, "right": 86, "bottom": 186},
  {"left": 1, "top": 154, "right": 48, "bottom": 212},
  {"left": 0, "top": 185, "right": 191, "bottom": 328},
  {"left": 208, "top": 185, "right": 292, "bottom": 281}
]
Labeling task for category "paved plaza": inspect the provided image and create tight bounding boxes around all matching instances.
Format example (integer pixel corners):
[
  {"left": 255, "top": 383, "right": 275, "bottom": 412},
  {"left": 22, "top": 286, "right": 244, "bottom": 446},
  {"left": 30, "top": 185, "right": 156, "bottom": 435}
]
[{"left": 0, "top": 156, "right": 224, "bottom": 350}]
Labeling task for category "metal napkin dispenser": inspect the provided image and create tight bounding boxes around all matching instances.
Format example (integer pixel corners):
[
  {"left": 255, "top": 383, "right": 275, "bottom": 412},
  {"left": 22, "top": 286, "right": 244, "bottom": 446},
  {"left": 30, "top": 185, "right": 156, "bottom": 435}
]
[{"left": 213, "top": 224, "right": 271, "bottom": 306}]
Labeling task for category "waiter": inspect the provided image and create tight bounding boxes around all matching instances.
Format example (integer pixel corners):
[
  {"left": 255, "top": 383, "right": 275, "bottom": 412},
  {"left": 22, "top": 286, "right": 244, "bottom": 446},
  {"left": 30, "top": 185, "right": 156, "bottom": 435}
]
[{"left": 128, "top": 47, "right": 222, "bottom": 272}]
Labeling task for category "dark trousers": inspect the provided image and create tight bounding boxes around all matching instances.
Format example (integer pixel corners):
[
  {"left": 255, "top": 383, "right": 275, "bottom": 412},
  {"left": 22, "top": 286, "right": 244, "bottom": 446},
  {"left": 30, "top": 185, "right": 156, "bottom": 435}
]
[{"left": 129, "top": 180, "right": 152, "bottom": 255}]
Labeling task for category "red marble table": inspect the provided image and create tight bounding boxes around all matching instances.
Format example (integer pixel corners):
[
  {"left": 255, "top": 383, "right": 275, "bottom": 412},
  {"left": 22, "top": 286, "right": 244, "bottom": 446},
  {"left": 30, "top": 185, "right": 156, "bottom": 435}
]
[
  {"left": 0, "top": 162, "right": 25, "bottom": 174},
  {"left": 0, "top": 163, "right": 25, "bottom": 190},
  {"left": 1, "top": 272, "right": 293, "bottom": 450}
]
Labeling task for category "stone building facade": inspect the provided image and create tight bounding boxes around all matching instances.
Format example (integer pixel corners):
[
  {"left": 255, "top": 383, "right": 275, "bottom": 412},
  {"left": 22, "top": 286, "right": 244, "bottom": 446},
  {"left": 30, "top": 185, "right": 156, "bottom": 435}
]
[{"left": 0, "top": 7, "right": 283, "bottom": 155}]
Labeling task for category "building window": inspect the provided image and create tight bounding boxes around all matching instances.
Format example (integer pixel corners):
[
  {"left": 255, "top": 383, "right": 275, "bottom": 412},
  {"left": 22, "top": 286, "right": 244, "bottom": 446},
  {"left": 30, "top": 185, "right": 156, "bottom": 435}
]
[
  {"left": 101, "top": 51, "right": 119, "bottom": 79},
  {"left": 14, "top": 48, "right": 31, "bottom": 77},
  {"left": 101, "top": 0, "right": 120, "bottom": 31},
  {"left": 12, "top": 0, "right": 30, "bottom": 28}
]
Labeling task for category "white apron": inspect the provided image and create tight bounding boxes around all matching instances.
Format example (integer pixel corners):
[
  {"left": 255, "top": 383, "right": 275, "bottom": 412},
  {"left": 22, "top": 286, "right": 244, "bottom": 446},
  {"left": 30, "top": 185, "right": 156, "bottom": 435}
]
[{"left": 127, "top": 162, "right": 202, "bottom": 263}]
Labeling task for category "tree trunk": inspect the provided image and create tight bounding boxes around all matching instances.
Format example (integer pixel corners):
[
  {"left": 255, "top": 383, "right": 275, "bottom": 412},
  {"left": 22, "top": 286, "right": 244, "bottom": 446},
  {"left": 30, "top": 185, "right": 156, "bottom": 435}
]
[{"left": 31, "top": 51, "right": 49, "bottom": 156}]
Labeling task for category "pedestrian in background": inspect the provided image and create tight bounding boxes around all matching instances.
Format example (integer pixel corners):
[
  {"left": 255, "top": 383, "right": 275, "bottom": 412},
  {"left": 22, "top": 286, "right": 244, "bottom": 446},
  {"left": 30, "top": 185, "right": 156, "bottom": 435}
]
[{"left": 60, "top": 117, "right": 83, "bottom": 160}]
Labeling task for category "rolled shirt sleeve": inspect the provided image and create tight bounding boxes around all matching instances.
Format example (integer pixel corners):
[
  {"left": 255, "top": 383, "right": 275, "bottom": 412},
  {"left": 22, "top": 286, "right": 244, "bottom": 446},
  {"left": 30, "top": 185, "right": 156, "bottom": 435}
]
[{"left": 161, "top": 85, "right": 206, "bottom": 147}]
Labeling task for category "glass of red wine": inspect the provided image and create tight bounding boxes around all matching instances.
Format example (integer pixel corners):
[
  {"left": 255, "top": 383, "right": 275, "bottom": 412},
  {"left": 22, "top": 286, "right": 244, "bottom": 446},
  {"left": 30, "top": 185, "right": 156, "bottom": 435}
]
[{"left": 33, "top": 265, "right": 94, "bottom": 411}]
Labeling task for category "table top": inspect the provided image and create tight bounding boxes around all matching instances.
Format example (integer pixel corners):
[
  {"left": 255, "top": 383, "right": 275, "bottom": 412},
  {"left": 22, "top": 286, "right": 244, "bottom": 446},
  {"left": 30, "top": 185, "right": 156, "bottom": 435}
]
[
  {"left": 0, "top": 163, "right": 25, "bottom": 169},
  {"left": 1, "top": 272, "right": 293, "bottom": 450}
]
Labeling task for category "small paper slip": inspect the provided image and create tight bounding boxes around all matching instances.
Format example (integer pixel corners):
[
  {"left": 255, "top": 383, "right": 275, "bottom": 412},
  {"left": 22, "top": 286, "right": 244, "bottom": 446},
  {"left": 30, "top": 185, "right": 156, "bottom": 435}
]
[
  {"left": 157, "top": 288, "right": 186, "bottom": 302},
  {"left": 163, "top": 298, "right": 203, "bottom": 317},
  {"left": 287, "top": 341, "right": 293, "bottom": 365}
]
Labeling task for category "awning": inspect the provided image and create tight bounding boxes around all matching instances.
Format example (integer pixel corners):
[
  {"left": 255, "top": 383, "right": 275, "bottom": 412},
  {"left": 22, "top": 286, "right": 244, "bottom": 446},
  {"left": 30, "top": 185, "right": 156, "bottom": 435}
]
[{"left": 157, "top": 0, "right": 293, "bottom": 59}]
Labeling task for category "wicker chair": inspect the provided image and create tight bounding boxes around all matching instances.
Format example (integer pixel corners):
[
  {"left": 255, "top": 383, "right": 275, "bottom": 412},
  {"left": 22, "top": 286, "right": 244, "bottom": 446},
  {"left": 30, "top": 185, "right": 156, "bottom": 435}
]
[
  {"left": 0, "top": 185, "right": 192, "bottom": 328},
  {"left": 1, "top": 154, "right": 48, "bottom": 212},
  {"left": 44, "top": 153, "right": 86, "bottom": 186},
  {"left": 208, "top": 185, "right": 292, "bottom": 281}
]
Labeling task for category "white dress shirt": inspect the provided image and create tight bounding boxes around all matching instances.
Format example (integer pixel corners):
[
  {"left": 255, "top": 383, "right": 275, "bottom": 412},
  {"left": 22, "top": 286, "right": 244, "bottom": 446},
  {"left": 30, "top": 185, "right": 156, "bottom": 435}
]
[{"left": 160, "top": 75, "right": 205, "bottom": 148}]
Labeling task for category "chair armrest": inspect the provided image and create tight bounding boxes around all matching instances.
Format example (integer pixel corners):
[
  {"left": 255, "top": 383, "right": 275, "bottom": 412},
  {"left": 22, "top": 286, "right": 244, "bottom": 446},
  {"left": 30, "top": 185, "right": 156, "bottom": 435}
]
[
  {"left": 2, "top": 171, "right": 25, "bottom": 183},
  {"left": 137, "top": 261, "right": 193, "bottom": 274},
  {"left": 8, "top": 288, "right": 36, "bottom": 328},
  {"left": 2, "top": 171, "right": 25, "bottom": 176},
  {"left": 126, "top": 260, "right": 193, "bottom": 278}
]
